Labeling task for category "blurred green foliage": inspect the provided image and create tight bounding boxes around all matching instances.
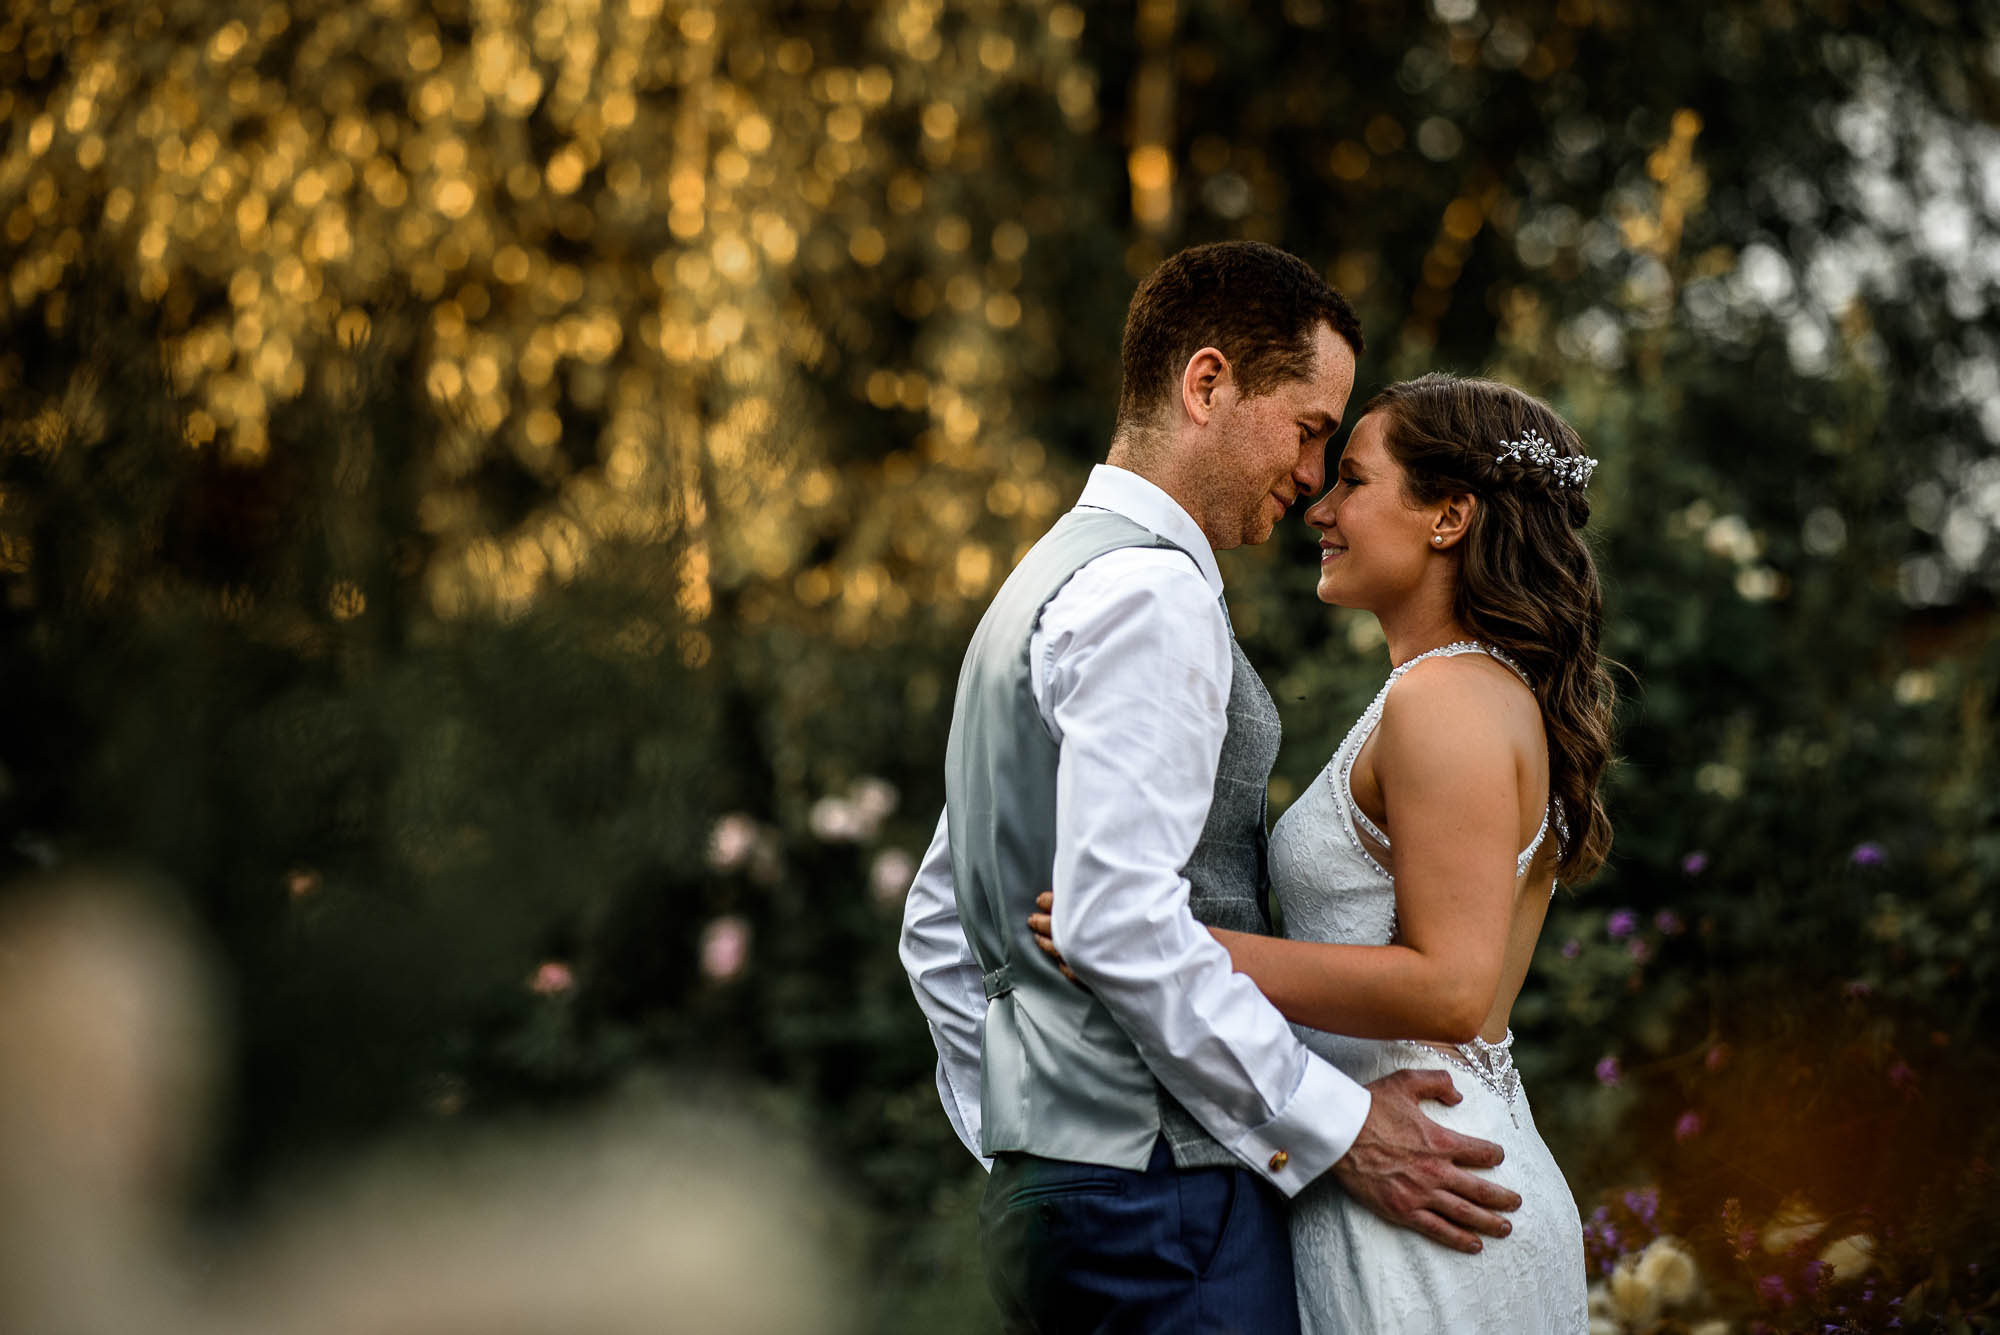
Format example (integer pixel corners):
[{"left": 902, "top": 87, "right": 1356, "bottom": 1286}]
[{"left": 3, "top": 0, "right": 1998, "bottom": 1329}]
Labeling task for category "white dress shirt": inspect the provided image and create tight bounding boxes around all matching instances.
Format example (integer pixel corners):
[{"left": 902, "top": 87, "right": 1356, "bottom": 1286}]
[{"left": 898, "top": 464, "right": 1373, "bottom": 1196}]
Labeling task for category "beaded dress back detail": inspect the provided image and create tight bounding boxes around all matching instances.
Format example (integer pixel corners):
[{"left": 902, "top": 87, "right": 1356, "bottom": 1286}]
[
  {"left": 1269, "top": 640, "right": 1554, "bottom": 1119},
  {"left": 1271, "top": 640, "right": 1590, "bottom": 1333}
]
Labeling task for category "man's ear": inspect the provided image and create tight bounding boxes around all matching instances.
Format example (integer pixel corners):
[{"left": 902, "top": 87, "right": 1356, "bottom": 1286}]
[
  {"left": 1432, "top": 492, "right": 1477, "bottom": 548},
  {"left": 1180, "top": 346, "right": 1230, "bottom": 427}
]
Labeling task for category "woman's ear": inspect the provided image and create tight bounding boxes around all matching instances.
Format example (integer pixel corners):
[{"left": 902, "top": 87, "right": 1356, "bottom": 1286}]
[{"left": 1431, "top": 492, "right": 1476, "bottom": 549}]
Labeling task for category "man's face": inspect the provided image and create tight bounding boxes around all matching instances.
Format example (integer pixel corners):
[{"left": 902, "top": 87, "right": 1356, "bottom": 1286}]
[{"left": 1203, "top": 323, "right": 1357, "bottom": 550}]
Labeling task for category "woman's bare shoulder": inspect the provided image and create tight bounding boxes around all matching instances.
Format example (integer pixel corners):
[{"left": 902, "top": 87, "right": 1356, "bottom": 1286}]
[{"left": 1376, "top": 652, "right": 1540, "bottom": 761}]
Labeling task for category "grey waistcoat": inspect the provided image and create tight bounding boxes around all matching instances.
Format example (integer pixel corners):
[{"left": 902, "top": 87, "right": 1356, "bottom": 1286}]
[{"left": 944, "top": 507, "right": 1283, "bottom": 1172}]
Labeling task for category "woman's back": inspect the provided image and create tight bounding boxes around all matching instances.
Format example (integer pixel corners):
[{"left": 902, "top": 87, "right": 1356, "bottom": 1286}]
[{"left": 1344, "top": 644, "right": 1559, "bottom": 1042}]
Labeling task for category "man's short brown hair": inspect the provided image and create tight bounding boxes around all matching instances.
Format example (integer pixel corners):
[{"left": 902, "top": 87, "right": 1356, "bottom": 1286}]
[{"left": 1115, "top": 241, "right": 1364, "bottom": 430}]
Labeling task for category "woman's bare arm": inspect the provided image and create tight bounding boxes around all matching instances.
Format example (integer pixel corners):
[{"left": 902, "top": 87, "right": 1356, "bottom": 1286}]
[
  {"left": 1231, "top": 660, "right": 1531, "bottom": 1040},
  {"left": 1033, "top": 657, "right": 1536, "bottom": 1043}
]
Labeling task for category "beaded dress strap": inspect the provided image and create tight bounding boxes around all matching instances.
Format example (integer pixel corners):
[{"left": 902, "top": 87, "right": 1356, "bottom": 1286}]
[{"left": 1339, "top": 641, "right": 1548, "bottom": 864}]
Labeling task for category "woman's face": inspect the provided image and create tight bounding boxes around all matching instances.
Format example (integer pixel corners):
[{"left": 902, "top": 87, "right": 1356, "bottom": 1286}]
[{"left": 1304, "top": 411, "right": 1441, "bottom": 610}]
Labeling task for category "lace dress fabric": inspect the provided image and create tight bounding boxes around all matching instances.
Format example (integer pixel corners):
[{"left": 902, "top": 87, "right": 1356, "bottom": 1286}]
[{"left": 1271, "top": 642, "right": 1587, "bottom": 1334}]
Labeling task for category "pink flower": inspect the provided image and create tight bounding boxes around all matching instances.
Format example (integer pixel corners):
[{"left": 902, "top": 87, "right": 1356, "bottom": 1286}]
[
  {"left": 1674, "top": 1110, "right": 1703, "bottom": 1141},
  {"left": 1595, "top": 1055, "right": 1623, "bottom": 1087},
  {"left": 1887, "top": 1060, "right": 1915, "bottom": 1089},
  {"left": 529, "top": 960, "right": 575, "bottom": 996},
  {"left": 849, "top": 776, "right": 900, "bottom": 825},
  {"left": 870, "top": 848, "right": 916, "bottom": 904},
  {"left": 809, "top": 797, "right": 866, "bottom": 842},
  {"left": 706, "top": 814, "right": 760, "bottom": 872},
  {"left": 1654, "top": 909, "right": 1684, "bottom": 935},
  {"left": 1705, "top": 1043, "right": 1730, "bottom": 1073},
  {"left": 1560, "top": 938, "right": 1581, "bottom": 959},
  {"left": 701, "top": 915, "right": 751, "bottom": 981},
  {"left": 1849, "top": 841, "right": 1886, "bottom": 866},
  {"left": 1680, "top": 851, "right": 1709, "bottom": 875},
  {"left": 1627, "top": 937, "right": 1652, "bottom": 962}
]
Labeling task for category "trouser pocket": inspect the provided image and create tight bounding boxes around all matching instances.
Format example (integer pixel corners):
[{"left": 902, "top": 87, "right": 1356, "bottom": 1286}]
[{"left": 1175, "top": 1166, "right": 1242, "bottom": 1278}]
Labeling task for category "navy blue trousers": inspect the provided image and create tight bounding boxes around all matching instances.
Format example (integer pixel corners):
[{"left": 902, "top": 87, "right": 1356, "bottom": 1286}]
[{"left": 979, "top": 1137, "right": 1302, "bottom": 1335}]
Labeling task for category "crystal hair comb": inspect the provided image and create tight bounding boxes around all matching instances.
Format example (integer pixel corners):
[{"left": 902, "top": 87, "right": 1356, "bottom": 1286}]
[{"left": 1495, "top": 428, "right": 1597, "bottom": 488}]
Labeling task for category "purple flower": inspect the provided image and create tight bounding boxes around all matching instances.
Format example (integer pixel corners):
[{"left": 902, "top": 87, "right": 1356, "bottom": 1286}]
[
  {"left": 1560, "top": 937, "right": 1581, "bottom": 959},
  {"left": 1804, "top": 1260, "right": 1831, "bottom": 1293},
  {"left": 1607, "top": 909, "right": 1638, "bottom": 940},
  {"left": 1655, "top": 909, "right": 1685, "bottom": 935},
  {"left": 1844, "top": 979, "right": 1875, "bottom": 1000},
  {"left": 1850, "top": 841, "right": 1887, "bottom": 866},
  {"left": 1888, "top": 1060, "right": 1915, "bottom": 1089},
  {"left": 1595, "top": 1055, "right": 1623, "bottom": 1087},
  {"left": 1675, "top": 1110, "right": 1703, "bottom": 1141},
  {"left": 1758, "top": 1273, "right": 1795, "bottom": 1307},
  {"left": 1681, "top": 850, "right": 1709, "bottom": 875},
  {"left": 1581, "top": 1206, "right": 1623, "bottom": 1274},
  {"left": 1622, "top": 1186, "right": 1660, "bottom": 1228}
]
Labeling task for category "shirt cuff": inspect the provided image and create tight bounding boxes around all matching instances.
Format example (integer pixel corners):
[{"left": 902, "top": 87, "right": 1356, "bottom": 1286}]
[{"left": 1226, "top": 1057, "right": 1372, "bottom": 1198}]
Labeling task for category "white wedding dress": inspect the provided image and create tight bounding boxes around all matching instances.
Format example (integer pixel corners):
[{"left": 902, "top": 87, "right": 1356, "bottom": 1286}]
[{"left": 1269, "top": 642, "right": 1588, "bottom": 1333}]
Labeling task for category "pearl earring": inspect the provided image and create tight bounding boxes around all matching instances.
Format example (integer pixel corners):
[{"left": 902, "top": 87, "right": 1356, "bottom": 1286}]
[{"left": 1432, "top": 536, "right": 1443, "bottom": 546}]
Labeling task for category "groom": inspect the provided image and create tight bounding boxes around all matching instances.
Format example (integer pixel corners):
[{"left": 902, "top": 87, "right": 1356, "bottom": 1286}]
[{"left": 900, "top": 242, "right": 1519, "bottom": 1332}]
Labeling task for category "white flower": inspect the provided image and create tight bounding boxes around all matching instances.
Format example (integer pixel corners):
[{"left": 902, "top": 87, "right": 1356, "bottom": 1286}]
[
  {"left": 1760, "top": 1194, "right": 1826, "bottom": 1254},
  {"left": 1585, "top": 1280, "right": 1623, "bottom": 1334},
  {"left": 1702, "top": 513, "right": 1762, "bottom": 563},
  {"left": 1817, "top": 1233, "right": 1876, "bottom": 1281},
  {"left": 1606, "top": 1252, "right": 1661, "bottom": 1328},
  {"left": 1634, "top": 1235, "right": 1699, "bottom": 1307}
]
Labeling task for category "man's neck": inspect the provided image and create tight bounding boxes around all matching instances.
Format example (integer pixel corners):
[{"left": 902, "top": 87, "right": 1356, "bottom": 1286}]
[{"left": 1104, "top": 434, "right": 1217, "bottom": 550}]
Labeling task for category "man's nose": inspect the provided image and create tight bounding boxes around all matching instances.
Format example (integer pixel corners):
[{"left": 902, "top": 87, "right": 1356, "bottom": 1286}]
[{"left": 1295, "top": 445, "right": 1326, "bottom": 496}]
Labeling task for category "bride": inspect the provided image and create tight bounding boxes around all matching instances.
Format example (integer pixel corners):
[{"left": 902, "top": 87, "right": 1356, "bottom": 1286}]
[{"left": 1037, "top": 371, "right": 1612, "bottom": 1332}]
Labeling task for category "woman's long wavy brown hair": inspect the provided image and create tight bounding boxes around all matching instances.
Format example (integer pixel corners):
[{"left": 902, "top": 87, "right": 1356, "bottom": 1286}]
[{"left": 1366, "top": 372, "right": 1615, "bottom": 884}]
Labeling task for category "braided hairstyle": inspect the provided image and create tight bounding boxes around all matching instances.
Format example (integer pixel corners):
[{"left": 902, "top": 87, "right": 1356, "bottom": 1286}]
[{"left": 1365, "top": 372, "right": 1615, "bottom": 884}]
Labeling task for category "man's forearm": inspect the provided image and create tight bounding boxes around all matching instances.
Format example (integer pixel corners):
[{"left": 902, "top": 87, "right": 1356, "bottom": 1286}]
[{"left": 1058, "top": 919, "right": 1371, "bottom": 1194}]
